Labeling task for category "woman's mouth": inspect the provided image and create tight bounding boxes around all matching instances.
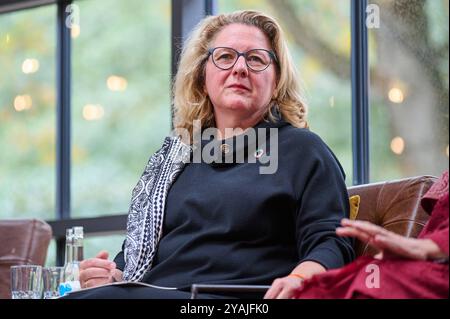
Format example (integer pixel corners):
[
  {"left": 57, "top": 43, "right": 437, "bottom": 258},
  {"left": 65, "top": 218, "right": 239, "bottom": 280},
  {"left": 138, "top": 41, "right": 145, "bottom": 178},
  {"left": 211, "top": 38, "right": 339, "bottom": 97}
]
[{"left": 228, "top": 85, "right": 250, "bottom": 91}]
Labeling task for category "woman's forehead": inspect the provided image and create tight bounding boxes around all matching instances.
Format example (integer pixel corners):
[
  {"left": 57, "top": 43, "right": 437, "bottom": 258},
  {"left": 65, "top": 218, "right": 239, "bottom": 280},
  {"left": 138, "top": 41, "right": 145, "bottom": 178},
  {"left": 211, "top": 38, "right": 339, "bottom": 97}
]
[{"left": 211, "top": 24, "right": 272, "bottom": 50}]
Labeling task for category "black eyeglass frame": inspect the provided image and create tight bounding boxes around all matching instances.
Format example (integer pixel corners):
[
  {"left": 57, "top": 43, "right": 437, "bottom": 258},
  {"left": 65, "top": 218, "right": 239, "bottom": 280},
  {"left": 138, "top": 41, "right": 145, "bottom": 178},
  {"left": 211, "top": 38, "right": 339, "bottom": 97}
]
[{"left": 207, "top": 47, "right": 278, "bottom": 72}]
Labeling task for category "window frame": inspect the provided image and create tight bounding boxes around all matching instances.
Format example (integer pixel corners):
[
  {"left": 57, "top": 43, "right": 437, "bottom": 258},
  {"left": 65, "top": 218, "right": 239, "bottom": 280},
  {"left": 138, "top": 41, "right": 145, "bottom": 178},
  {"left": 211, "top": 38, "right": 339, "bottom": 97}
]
[{"left": 351, "top": 0, "right": 370, "bottom": 185}]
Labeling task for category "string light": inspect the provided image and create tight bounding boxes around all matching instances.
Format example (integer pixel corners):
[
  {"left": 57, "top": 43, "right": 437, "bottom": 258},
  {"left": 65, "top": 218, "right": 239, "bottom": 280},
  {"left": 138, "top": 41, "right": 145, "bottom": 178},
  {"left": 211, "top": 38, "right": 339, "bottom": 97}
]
[
  {"left": 388, "top": 87, "right": 405, "bottom": 104},
  {"left": 71, "top": 24, "right": 80, "bottom": 38},
  {"left": 22, "top": 59, "right": 40, "bottom": 74},
  {"left": 14, "top": 95, "right": 33, "bottom": 112},
  {"left": 82, "top": 104, "right": 104, "bottom": 121},
  {"left": 107, "top": 75, "right": 128, "bottom": 92},
  {"left": 391, "top": 137, "right": 405, "bottom": 155}
]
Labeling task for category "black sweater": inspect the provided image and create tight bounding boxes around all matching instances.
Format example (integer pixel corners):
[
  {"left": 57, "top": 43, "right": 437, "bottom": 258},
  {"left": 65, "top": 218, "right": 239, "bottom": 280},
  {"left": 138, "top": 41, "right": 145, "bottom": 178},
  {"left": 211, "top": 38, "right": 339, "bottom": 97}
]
[{"left": 115, "top": 118, "right": 355, "bottom": 289}]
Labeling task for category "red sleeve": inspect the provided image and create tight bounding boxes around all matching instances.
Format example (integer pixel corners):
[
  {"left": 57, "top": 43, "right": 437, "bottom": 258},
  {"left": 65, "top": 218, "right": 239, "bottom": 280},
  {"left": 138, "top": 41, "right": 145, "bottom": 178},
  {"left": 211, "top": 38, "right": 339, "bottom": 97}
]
[
  {"left": 423, "top": 227, "right": 449, "bottom": 257},
  {"left": 420, "top": 194, "right": 449, "bottom": 257}
]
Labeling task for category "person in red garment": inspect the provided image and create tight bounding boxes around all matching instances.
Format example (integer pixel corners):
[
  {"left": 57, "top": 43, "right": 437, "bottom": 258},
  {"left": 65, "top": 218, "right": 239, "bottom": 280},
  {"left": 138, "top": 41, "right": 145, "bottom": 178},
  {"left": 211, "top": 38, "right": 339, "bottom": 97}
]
[{"left": 292, "top": 171, "right": 449, "bottom": 299}]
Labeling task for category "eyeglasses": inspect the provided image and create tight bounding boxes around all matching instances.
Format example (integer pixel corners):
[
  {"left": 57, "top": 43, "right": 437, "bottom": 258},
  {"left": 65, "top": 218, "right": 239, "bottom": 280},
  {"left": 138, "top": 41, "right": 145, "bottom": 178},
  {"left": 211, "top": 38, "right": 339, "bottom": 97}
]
[{"left": 208, "top": 47, "right": 278, "bottom": 72}]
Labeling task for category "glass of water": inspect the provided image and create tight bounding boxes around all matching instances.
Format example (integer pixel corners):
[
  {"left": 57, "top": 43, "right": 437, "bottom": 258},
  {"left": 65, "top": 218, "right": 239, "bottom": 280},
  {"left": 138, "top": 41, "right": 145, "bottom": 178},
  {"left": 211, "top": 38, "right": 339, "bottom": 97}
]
[
  {"left": 42, "top": 266, "right": 64, "bottom": 299},
  {"left": 10, "top": 265, "right": 43, "bottom": 299}
]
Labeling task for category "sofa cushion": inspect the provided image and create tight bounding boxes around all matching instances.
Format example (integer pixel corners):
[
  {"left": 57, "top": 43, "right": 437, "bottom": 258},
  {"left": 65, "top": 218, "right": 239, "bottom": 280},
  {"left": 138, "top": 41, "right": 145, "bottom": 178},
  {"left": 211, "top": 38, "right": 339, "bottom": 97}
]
[{"left": 349, "top": 195, "right": 361, "bottom": 220}]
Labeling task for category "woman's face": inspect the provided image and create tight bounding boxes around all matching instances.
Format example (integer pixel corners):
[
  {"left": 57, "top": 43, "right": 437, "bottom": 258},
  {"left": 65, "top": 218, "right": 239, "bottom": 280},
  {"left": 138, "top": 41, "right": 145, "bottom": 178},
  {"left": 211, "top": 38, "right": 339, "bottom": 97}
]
[{"left": 205, "top": 24, "right": 277, "bottom": 119}]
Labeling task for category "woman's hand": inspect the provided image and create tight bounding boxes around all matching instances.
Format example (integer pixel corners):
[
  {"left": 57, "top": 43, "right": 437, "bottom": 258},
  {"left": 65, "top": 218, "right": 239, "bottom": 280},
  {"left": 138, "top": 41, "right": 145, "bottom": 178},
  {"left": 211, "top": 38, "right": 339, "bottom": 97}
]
[
  {"left": 264, "top": 261, "right": 325, "bottom": 299},
  {"left": 79, "top": 251, "right": 123, "bottom": 289},
  {"left": 336, "top": 218, "right": 446, "bottom": 261},
  {"left": 263, "top": 275, "right": 304, "bottom": 299}
]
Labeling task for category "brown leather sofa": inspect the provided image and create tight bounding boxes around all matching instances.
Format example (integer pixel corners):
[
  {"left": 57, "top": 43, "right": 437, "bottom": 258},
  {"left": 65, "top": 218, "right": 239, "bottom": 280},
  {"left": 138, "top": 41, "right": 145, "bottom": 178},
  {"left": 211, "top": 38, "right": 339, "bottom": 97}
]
[
  {"left": 0, "top": 219, "right": 52, "bottom": 299},
  {"left": 191, "top": 175, "right": 438, "bottom": 298},
  {"left": 348, "top": 175, "right": 436, "bottom": 257}
]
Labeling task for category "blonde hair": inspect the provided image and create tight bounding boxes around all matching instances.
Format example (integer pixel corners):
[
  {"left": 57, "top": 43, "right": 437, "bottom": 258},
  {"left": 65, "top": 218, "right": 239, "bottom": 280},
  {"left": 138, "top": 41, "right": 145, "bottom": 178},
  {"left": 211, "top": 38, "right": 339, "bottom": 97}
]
[{"left": 173, "top": 10, "right": 308, "bottom": 143}]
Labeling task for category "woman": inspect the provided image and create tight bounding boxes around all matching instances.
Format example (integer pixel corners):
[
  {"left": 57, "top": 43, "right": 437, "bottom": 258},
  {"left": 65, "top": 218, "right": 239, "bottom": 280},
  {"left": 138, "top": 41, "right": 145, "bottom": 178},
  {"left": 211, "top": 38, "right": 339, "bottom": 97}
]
[
  {"left": 293, "top": 171, "right": 449, "bottom": 299},
  {"left": 71, "top": 10, "right": 354, "bottom": 299}
]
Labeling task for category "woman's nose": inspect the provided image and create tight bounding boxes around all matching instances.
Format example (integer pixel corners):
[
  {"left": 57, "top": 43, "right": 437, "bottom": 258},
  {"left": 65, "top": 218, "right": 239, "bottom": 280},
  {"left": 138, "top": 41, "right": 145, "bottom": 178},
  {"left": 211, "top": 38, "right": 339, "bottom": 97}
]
[{"left": 232, "top": 56, "right": 249, "bottom": 77}]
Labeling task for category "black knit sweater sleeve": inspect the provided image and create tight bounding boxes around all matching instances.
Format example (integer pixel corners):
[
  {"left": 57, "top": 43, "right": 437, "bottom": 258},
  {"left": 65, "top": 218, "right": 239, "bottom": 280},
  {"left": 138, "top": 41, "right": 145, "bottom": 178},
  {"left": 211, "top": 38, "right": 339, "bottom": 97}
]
[{"left": 290, "top": 129, "right": 355, "bottom": 269}]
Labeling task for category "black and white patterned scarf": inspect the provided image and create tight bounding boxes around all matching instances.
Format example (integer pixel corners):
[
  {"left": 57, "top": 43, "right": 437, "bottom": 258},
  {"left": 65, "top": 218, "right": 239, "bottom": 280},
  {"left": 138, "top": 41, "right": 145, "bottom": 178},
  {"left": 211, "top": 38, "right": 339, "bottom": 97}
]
[{"left": 122, "top": 136, "right": 191, "bottom": 282}]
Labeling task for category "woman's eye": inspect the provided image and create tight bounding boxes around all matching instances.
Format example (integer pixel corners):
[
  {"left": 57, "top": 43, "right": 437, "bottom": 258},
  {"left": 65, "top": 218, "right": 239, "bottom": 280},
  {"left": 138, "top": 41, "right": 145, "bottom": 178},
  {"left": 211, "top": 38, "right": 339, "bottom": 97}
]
[
  {"left": 248, "top": 55, "right": 264, "bottom": 64},
  {"left": 217, "top": 54, "right": 234, "bottom": 61}
]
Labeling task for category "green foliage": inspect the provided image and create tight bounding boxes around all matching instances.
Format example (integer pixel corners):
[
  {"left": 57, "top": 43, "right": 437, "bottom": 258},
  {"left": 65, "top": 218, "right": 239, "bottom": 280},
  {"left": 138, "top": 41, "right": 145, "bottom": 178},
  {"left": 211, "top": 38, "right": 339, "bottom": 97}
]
[
  {"left": 0, "top": 0, "right": 172, "bottom": 221},
  {"left": 0, "top": 5, "right": 57, "bottom": 219}
]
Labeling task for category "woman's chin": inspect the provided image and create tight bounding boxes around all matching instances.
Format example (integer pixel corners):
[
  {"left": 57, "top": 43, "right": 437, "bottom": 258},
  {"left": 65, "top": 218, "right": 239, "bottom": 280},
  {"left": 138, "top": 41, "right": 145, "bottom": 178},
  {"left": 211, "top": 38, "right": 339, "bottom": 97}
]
[{"left": 221, "top": 99, "right": 253, "bottom": 111}]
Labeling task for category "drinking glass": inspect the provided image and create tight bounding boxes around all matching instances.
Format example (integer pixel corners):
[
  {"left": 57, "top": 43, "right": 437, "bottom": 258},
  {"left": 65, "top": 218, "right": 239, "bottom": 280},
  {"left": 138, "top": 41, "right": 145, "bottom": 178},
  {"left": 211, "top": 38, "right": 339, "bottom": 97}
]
[
  {"left": 10, "top": 265, "right": 42, "bottom": 299},
  {"left": 42, "top": 266, "right": 64, "bottom": 299}
]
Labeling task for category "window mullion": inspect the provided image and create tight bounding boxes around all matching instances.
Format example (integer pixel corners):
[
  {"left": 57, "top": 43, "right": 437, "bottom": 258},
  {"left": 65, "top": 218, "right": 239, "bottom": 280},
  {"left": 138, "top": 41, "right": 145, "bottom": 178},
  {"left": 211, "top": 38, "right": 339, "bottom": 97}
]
[
  {"left": 351, "top": 0, "right": 370, "bottom": 185},
  {"left": 56, "top": 0, "right": 72, "bottom": 265}
]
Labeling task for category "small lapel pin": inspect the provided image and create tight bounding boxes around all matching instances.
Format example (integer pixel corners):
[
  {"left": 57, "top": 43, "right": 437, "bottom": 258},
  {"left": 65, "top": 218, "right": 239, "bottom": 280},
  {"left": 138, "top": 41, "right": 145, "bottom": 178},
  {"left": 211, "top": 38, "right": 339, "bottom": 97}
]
[
  {"left": 254, "top": 149, "right": 264, "bottom": 159},
  {"left": 220, "top": 143, "right": 231, "bottom": 154}
]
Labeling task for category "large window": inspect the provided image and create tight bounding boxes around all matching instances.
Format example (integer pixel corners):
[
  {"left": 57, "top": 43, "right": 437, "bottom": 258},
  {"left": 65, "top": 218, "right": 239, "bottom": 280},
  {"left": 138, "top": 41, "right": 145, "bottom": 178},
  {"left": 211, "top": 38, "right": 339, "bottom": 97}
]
[
  {"left": 71, "top": 0, "right": 171, "bottom": 218},
  {"left": 369, "top": 0, "right": 449, "bottom": 181},
  {"left": 218, "top": 0, "right": 354, "bottom": 185},
  {"left": 0, "top": 5, "right": 56, "bottom": 220},
  {"left": 0, "top": 0, "right": 171, "bottom": 264}
]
